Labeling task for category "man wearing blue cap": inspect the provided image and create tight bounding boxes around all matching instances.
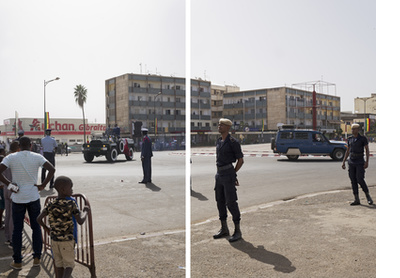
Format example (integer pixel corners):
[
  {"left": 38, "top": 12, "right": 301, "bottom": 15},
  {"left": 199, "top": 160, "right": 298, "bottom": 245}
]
[
  {"left": 41, "top": 129, "right": 57, "bottom": 188},
  {"left": 139, "top": 128, "right": 153, "bottom": 184}
]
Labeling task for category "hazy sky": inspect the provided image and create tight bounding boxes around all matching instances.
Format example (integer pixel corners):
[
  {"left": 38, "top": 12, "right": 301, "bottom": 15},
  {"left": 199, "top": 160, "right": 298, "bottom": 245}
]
[
  {"left": 0, "top": 0, "right": 185, "bottom": 123},
  {"left": 191, "top": 0, "right": 376, "bottom": 113},
  {"left": 1, "top": 0, "right": 375, "bottom": 123}
]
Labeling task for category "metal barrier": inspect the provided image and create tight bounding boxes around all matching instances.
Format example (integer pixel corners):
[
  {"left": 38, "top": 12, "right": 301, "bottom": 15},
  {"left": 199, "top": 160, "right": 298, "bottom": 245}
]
[{"left": 42, "top": 193, "right": 96, "bottom": 277}]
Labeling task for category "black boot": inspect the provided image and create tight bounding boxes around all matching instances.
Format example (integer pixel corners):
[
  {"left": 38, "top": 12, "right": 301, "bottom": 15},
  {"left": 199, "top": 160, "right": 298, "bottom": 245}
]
[
  {"left": 213, "top": 220, "right": 229, "bottom": 239},
  {"left": 366, "top": 193, "right": 374, "bottom": 205},
  {"left": 350, "top": 194, "right": 360, "bottom": 206},
  {"left": 228, "top": 222, "right": 242, "bottom": 242}
]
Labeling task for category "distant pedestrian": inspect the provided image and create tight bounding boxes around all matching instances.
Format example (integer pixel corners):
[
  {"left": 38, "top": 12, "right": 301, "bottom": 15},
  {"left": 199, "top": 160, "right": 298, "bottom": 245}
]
[
  {"left": 65, "top": 143, "right": 69, "bottom": 156},
  {"left": 213, "top": 118, "right": 244, "bottom": 242},
  {"left": 41, "top": 129, "right": 57, "bottom": 188},
  {"left": 113, "top": 124, "right": 120, "bottom": 139},
  {"left": 0, "top": 136, "right": 55, "bottom": 270},
  {"left": 342, "top": 123, "right": 373, "bottom": 206},
  {"left": 37, "top": 176, "right": 89, "bottom": 278},
  {"left": 139, "top": 128, "right": 152, "bottom": 184}
]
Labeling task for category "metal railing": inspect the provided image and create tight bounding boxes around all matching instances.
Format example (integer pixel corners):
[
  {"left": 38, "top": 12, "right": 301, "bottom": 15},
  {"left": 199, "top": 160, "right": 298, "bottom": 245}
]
[{"left": 42, "top": 194, "right": 96, "bottom": 277}]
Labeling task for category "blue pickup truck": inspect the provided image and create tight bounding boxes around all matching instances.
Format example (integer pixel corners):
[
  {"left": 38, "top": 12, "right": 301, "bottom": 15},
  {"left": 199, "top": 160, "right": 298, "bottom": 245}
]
[{"left": 271, "top": 128, "right": 347, "bottom": 161}]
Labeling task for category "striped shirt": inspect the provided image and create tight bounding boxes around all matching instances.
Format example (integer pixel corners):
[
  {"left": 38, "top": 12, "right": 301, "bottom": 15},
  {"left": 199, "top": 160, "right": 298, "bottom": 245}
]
[{"left": 1, "top": 151, "right": 48, "bottom": 203}]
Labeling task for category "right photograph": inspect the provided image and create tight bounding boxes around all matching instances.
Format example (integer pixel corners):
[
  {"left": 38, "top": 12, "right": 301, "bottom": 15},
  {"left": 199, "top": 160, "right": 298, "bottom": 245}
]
[{"left": 190, "top": 1, "right": 376, "bottom": 277}]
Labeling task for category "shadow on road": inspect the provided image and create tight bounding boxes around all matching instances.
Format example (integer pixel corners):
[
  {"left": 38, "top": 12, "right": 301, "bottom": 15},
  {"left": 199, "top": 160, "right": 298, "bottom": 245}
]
[
  {"left": 145, "top": 182, "right": 161, "bottom": 192},
  {"left": 191, "top": 189, "right": 208, "bottom": 201},
  {"left": 229, "top": 239, "right": 296, "bottom": 273},
  {"left": 277, "top": 158, "right": 341, "bottom": 163}
]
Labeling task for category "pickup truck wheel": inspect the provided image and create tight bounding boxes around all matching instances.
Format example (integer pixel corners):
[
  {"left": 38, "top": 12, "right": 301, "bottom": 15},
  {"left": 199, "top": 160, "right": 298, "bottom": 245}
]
[
  {"left": 106, "top": 148, "right": 118, "bottom": 162},
  {"left": 287, "top": 155, "right": 299, "bottom": 161},
  {"left": 332, "top": 149, "right": 345, "bottom": 161},
  {"left": 84, "top": 153, "right": 94, "bottom": 162},
  {"left": 125, "top": 147, "right": 134, "bottom": 161}
]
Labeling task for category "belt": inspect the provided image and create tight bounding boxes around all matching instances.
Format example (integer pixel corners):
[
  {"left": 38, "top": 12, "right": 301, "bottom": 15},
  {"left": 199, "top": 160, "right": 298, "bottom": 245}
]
[
  {"left": 217, "top": 164, "right": 233, "bottom": 172},
  {"left": 350, "top": 153, "right": 363, "bottom": 157}
]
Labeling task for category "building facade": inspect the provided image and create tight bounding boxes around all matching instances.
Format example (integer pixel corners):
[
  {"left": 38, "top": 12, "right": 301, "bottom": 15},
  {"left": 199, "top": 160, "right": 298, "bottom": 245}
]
[
  {"left": 354, "top": 93, "right": 376, "bottom": 114},
  {"left": 222, "top": 87, "right": 341, "bottom": 132},
  {"left": 210, "top": 84, "right": 240, "bottom": 131},
  {"left": 106, "top": 73, "right": 212, "bottom": 135}
]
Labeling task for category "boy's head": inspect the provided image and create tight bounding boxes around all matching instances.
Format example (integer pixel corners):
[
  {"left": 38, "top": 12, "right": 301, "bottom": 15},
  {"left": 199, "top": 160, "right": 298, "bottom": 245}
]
[{"left": 54, "top": 176, "right": 73, "bottom": 197}]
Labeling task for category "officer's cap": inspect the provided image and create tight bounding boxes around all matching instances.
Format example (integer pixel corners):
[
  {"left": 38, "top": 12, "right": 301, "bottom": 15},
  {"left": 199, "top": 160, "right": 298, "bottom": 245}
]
[
  {"left": 219, "top": 118, "right": 232, "bottom": 126},
  {"left": 351, "top": 123, "right": 360, "bottom": 129},
  {"left": 141, "top": 128, "right": 148, "bottom": 132},
  {"left": 18, "top": 130, "right": 24, "bottom": 135}
]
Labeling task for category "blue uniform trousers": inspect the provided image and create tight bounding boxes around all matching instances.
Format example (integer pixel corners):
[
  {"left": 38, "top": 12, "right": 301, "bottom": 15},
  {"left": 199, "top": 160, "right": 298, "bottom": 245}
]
[
  {"left": 42, "top": 152, "right": 55, "bottom": 187},
  {"left": 348, "top": 163, "right": 369, "bottom": 195},
  {"left": 214, "top": 168, "right": 241, "bottom": 223},
  {"left": 142, "top": 157, "right": 152, "bottom": 182}
]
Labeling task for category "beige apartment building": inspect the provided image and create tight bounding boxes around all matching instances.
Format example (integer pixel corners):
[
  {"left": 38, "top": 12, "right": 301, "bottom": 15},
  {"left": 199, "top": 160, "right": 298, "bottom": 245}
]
[
  {"left": 105, "top": 73, "right": 211, "bottom": 136},
  {"left": 222, "top": 86, "right": 341, "bottom": 132},
  {"left": 354, "top": 93, "right": 376, "bottom": 114},
  {"left": 210, "top": 84, "right": 240, "bottom": 131}
]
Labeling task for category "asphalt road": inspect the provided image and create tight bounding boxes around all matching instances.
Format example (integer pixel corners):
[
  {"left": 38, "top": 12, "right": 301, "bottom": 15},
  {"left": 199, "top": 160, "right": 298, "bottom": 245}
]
[
  {"left": 39, "top": 151, "right": 185, "bottom": 243},
  {"left": 190, "top": 145, "right": 376, "bottom": 224},
  {"left": 37, "top": 144, "right": 375, "bottom": 242}
]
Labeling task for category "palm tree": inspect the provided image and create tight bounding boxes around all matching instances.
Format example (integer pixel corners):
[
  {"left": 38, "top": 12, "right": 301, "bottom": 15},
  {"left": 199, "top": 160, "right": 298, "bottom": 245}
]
[{"left": 74, "top": 84, "right": 88, "bottom": 143}]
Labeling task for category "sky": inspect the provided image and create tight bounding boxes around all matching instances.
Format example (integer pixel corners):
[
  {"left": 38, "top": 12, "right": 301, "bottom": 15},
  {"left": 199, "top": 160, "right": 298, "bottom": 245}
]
[
  {"left": 0, "top": 0, "right": 185, "bottom": 123},
  {"left": 0, "top": 0, "right": 376, "bottom": 124},
  {"left": 191, "top": 0, "right": 376, "bottom": 113}
]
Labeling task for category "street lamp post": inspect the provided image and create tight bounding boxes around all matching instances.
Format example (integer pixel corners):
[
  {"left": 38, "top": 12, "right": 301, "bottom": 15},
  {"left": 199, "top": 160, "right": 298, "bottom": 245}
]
[{"left": 44, "top": 77, "right": 60, "bottom": 135}]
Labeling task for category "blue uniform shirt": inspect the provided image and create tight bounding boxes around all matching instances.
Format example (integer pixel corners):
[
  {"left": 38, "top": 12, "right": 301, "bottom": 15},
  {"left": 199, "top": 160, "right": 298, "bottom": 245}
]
[
  {"left": 216, "top": 134, "right": 243, "bottom": 167},
  {"left": 347, "top": 134, "right": 368, "bottom": 165},
  {"left": 41, "top": 136, "right": 57, "bottom": 153},
  {"left": 141, "top": 135, "right": 153, "bottom": 158}
]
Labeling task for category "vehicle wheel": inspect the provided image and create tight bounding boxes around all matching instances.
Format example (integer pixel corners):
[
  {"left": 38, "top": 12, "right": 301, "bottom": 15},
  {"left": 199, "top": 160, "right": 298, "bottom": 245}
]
[
  {"left": 84, "top": 153, "right": 94, "bottom": 163},
  {"left": 125, "top": 147, "right": 134, "bottom": 161},
  {"left": 106, "top": 148, "right": 118, "bottom": 162},
  {"left": 271, "top": 138, "right": 275, "bottom": 150},
  {"left": 119, "top": 140, "right": 124, "bottom": 153},
  {"left": 287, "top": 155, "right": 299, "bottom": 161},
  {"left": 332, "top": 149, "right": 345, "bottom": 161}
]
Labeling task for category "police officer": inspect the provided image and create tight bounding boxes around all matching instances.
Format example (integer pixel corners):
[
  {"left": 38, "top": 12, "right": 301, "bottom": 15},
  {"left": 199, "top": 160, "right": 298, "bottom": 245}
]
[
  {"left": 213, "top": 118, "right": 244, "bottom": 242},
  {"left": 139, "top": 128, "right": 153, "bottom": 184},
  {"left": 15, "top": 130, "right": 24, "bottom": 141},
  {"left": 41, "top": 129, "right": 57, "bottom": 188},
  {"left": 342, "top": 123, "right": 373, "bottom": 205}
]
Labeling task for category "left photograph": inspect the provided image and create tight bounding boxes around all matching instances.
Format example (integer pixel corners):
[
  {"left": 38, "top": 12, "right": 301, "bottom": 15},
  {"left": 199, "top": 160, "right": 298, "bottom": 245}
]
[{"left": 0, "top": 0, "right": 186, "bottom": 277}]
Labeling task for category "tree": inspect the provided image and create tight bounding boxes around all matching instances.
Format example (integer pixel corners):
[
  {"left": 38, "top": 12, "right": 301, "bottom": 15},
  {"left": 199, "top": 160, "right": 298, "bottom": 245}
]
[{"left": 74, "top": 84, "right": 88, "bottom": 143}]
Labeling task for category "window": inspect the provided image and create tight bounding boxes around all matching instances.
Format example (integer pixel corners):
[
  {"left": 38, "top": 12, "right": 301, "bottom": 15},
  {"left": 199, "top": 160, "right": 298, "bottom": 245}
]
[
  {"left": 176, "top": 98, "right": 181, "bottom": 103},
  {"left": 280, "top": 132, "right": 293, "bottom": 139},
  {"left": 295, "top": 132, "right": 309, "bottom": 140}
]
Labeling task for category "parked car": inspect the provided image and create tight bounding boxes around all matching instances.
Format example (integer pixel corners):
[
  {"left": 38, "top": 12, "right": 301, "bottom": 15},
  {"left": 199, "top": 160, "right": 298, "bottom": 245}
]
[{"left": 271, "top": 127, "right": 347, "bottom": 161}]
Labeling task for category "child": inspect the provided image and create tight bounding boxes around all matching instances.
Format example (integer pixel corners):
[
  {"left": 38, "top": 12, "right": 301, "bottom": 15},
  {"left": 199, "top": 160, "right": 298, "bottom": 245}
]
[{"left": 37, "top": 176, "right": 90, "bottom": 278}]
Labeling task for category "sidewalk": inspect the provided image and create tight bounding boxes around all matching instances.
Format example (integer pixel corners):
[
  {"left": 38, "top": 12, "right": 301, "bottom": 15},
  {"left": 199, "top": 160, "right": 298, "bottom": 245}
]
[{"left": 0, "top": 187, "right": 375, "bottom": 277}]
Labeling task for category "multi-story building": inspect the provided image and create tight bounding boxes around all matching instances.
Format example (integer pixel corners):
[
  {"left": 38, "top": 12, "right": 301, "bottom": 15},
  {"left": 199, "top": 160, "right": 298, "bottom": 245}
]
[
  {"left": 210, "top": 84, "right": 240, "bottom": 131},
  {"left": 190, "top": 79, "right": 212, "bottom": 132},
  {"left": 106, "top": 73, "right": 186, "bottom": 136},
  {"left": 223, "top": 86, "right": 341, "bottom": 131},
  {"left": 354, "top": 93, "right": 376, "bottom": 114},
  {"left": 105, "top": 73, "right": 212, "bottom": 136}
]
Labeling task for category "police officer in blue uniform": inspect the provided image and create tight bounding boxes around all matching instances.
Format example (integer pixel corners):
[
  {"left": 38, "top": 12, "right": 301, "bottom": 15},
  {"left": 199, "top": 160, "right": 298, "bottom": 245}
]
[
  {"left": 342, "top": 123, "right": 373, "bottom": 205},
  {"left": 41, "top": 129, "right": 57, "bottom": 188},
  {"left": 213, "top": 118, "right": 244, "bottom": 242},
  {"left": 139, "top": 128, "right": 153, "bottom": 184}
]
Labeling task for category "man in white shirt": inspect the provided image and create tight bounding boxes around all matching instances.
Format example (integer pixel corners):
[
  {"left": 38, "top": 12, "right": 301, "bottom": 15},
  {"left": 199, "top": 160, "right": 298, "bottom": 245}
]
[
  {"left": 41, "top": 129, "right": 57, "bottom": 188},
  {"left": 0, "top": 136, "right": 55, "bottom": 270}
]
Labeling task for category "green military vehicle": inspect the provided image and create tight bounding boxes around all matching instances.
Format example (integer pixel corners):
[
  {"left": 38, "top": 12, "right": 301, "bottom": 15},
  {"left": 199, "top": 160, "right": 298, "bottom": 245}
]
[{"left": 82, "top": 135, "right": 135, "bottom": 162}]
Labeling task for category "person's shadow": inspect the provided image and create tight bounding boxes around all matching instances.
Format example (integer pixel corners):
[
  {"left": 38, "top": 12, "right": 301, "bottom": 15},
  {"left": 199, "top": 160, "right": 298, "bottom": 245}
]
[
  {"left": 230, "top": 239, "right": 296, "bottom": 273},
  {"left": 145, "top": 182, "right": 161, "bottom": 192},
  {"left": 190, "top": 189, "right": 208, "bottom": 201}
]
